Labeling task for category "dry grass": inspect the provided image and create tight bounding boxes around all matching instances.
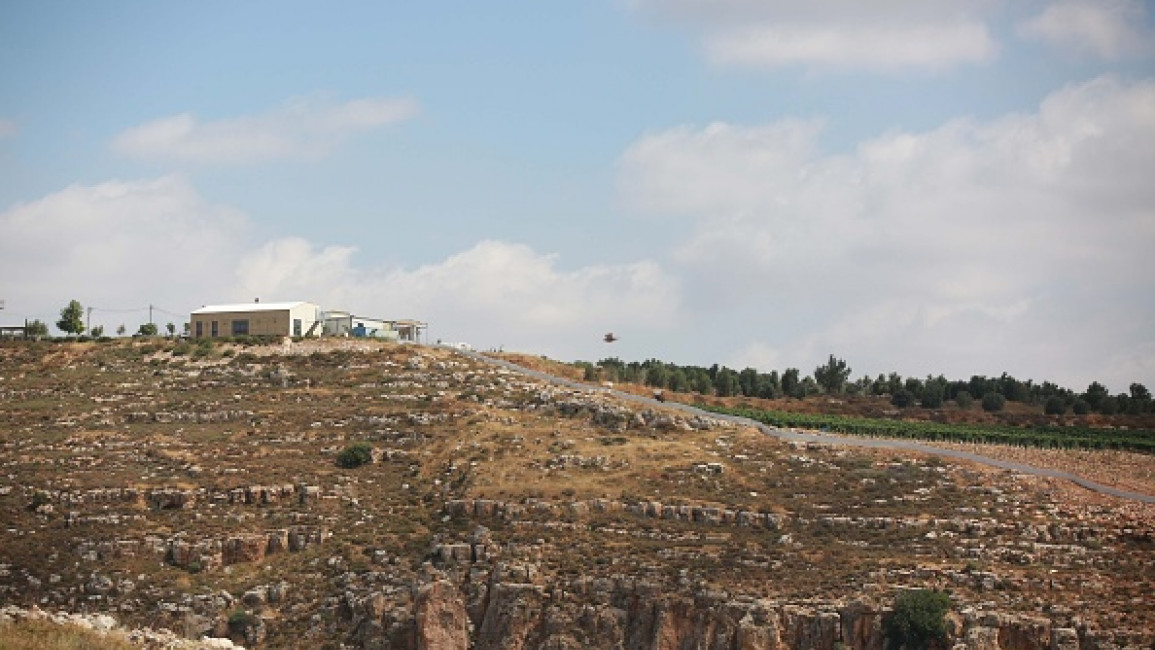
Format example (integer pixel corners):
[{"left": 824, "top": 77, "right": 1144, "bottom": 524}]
[
  {"left": 930, "top": 441, "right": 1155, "bottom": 502},
  {"left": 0, "top": 618, "right": 139, "bottom": 650}
]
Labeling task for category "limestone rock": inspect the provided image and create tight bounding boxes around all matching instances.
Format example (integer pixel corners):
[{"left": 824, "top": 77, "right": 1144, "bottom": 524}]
[{"left": 415, "top": 580, "right": 470, "bottom": 650}]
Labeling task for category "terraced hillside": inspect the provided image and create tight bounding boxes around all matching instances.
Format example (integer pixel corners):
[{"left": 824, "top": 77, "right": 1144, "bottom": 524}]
[{"left": 1, "top": 339, "right": 1152, "bottom": 649}]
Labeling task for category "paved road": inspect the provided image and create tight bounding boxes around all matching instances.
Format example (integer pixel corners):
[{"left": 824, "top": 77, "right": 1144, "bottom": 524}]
[{"left": 450, "top": 347, "right": 1155, "bottom": 505}]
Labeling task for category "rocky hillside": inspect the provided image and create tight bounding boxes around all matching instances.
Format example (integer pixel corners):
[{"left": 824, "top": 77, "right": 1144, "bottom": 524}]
[{"left": 0, "top": 339, "right": 1152, "bottom": 649}]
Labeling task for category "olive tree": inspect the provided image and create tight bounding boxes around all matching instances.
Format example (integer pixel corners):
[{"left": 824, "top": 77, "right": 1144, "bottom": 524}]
[
  {"left": 886, "top": 589, "right": 951, "bottom": 650},
  {"left": 56, "top": 300, "right": 84, "bottom": 337}
]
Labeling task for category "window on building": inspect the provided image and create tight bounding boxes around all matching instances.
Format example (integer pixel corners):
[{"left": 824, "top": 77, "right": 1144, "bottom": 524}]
[
  {"left": 232, "top": 320, "right": 249, "bottom": 336},
  {"left": 195, "top": 321, "right": 203, "bottom": 338},
  {"left": 293, "top": 319, "right": 302, "bottom": 337},
  {"left": 211, "top": 321, "right": 218, "bottom": 337}
]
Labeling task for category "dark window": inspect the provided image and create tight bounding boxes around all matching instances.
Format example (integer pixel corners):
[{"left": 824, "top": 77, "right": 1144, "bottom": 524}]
[
  {"left": 195, "top": 321, "right": 203, "bottom": 338},
  {"left": 231, "top": 320, "right": 249, "bottom": 336},
  {"left": 293, "top": 319, "right": 302, "bottom": 337},
  {"left": 211, "top": 321, "right": 218, "bottom": 337}
]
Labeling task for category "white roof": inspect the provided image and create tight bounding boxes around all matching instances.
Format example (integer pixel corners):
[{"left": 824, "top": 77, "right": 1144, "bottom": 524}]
[{"left": 191, "top": 301, "right": 315, "bottom": 315}]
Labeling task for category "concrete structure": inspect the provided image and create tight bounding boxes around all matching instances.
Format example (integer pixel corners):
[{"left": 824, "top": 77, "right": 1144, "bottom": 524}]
[
  {"left": 190, "top": 301, "right": 321, "bottom": 339},
  {"left": 393, "top": 319, "right": 427, "bottom": 343},
  {"left": 322, "top": 311, "right": 399, "bottom": 340}
]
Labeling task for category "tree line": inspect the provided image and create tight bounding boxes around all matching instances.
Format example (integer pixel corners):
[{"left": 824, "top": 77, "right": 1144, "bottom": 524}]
[
  {"left": 577, "top": 354, "right": 1155, "bottom": 417},
  {"left": 16, "top": 299, "right": 180, "bottom": 340}
]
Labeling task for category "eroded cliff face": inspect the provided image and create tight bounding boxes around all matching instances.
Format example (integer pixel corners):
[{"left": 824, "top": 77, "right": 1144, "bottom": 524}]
[{"left": 389, "top": 568, "right": 1077, "bottom": 650}]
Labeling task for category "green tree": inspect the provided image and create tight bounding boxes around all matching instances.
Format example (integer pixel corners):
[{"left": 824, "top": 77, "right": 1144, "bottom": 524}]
[
  {"left": 891, "top": 388, "right": 915, "bottom": 408},
  {"left": 981, "top": 392, "right": 1006, "bottom": 413},
  {"left": 166, "top": 322, "right": 176, "bottom": 338},
  {"left": 1130, "top": 383, "right": 1151, "bottom": 403},
  {"left": 954, "top": 390, "right": 973, "bottom": 410},
  {"left": 714, "top": 368, "right": 741, "bottom": 397},
  {"left": 1082, "top": 381, "right": 1109, "bottom": 411},
  {"left": 1071, "top": 398, "right": 1091, "bottom": 415},
  {"left": 56, "top": 299, "right": 84, "bottom": 336},
  {"left": 25, "top": 319, "right": 49, "bottom": 339},
  {"left": 116, "top": 323, "right": 126, "bottom": 336},
  {"left": 813, "top": 355, "right": 852, "bottom": 394},
  {"left": 1099, "top": 396, "right": 1119, "bottom": 415},
  {"left": 904, "top": 377, "right": 925, "bottom": 401},
  {"left": 691, "top": 370, "right": 714, "bottom": 394},
  {"left": 336, "top": 442, "right": 374, "bottom": 468},
  {"left": 1043, "top": 396, "right": 1067, "bottom": 415},
  {"left": 738, "top": 367, "right": 760, "bottom": 397},
  {"left": 886, "top": 589, "right": 951, "bottom": 650},
  {"left": 885, "top": 372, "right": 905, "bottom": 395},
  {"left": 920, "top": 382, "right": 945, "bottom": 409},
  {"left": 137, "top": 322, "right": 159, "bottom": 336},
  {"left": 781, "top": 368, "right": 802, "bottom": 398},
  {"left": 757, "top": 371, "right": 781, "bottom": 399},
  {"left": 90, "top": 325, "right": 104, "bottom": 338}
]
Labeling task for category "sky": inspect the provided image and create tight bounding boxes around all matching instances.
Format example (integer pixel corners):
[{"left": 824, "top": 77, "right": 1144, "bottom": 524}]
[{"left": 1, "top": 1, "right": 1153, "bottom": 394}]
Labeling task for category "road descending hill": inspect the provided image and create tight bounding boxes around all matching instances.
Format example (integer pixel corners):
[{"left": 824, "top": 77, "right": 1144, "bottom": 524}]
[{"left": 1, "top": 339, "right": 1152, "bottom": 649}]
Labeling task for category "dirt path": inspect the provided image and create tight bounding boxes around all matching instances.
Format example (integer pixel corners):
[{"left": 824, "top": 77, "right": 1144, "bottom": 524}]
[{"left": 454, "top": 347, "right": 1155, "bottom": 505}]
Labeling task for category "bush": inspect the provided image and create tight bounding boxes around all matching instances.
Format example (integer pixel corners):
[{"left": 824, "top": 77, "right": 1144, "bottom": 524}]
[
  {"left": 980, "top": 392, "right": 1006, "bottom": 413},
  {"left": 891, "top": 389, "right": 915, "bottom": 408},
  {"left": 228, "top": 610, "right": 258, "bottom": 634},
  {"left": 1043, "top": 396, "right": 1067, "bottom": 415},
  {"left": 886, "top": 589, "right": 951, "bottom": 650},
  {"left": 336, "top": 442, "right": 375, "bottom": 468},
  {"left": 954, "top": 391, "right": 973, "bottom": 410},
  {"left": 1071, "top": 398, "right": 1090, "bottom": 415}
]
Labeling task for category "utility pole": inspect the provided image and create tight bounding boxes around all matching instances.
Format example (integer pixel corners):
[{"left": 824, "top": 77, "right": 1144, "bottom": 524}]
[{"left": 149, "top": 304, "right": 154, "bottom": 326}]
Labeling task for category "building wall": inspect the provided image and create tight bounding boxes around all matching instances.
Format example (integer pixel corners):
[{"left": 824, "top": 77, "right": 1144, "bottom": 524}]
[{"left": 191, "top": 303, "right": 320, "bottom": 339}]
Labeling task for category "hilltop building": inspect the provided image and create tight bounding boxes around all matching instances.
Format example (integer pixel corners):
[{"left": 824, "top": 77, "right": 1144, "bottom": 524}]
[
  {"left": 190, "top": 301, "right": 322, "bottom": 339},
  {"left": 190, "top": 300, "right": 427, "bottom": 342}
]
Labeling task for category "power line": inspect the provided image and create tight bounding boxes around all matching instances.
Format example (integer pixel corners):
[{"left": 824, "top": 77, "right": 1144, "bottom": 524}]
[
  {"left": 151, "top": 306, "right": 186, "bottom": 318},
  {"left": 88, "top": 306, "right": 149, "bottom": 314}
]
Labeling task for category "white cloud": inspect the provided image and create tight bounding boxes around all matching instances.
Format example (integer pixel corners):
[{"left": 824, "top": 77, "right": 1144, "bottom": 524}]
[
  {"left": 234, "top": 238, "right": 682, "bottom": 355},
  {"left": 111, "top": 96, "right": 419, "bottom": 164},
  {"left": 625, "top": 0, "right": 999, "bottom": 71},
  {"left": 1019, "top": 0, "right": 1155, "bottom": 59},
  {"left": 0, "top": 177, "right": 680, "bottom": 357},
  {"left": 0, "top": 175, "right": 249, "bottom": 330},
  {"left": 618, "top": 75, "right": 1155, "bottom": 390},
  {"left": 706, "top": 21, "right": 996, "bottom": 71}
]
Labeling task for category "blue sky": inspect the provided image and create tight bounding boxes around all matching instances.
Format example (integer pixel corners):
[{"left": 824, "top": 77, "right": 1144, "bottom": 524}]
[{"left": 1, "top": 0, "right": 1153, "bottom": 393}]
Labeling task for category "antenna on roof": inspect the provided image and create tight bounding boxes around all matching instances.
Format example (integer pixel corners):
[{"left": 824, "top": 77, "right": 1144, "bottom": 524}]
[{"left": 254, "top": 298, "right": 259, "bottom": 303}]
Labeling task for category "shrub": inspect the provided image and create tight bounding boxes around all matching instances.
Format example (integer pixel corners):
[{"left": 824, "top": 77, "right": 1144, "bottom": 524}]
[
  {"left": 228, "top": 610, "right": 257, "bottom": 633},
  {"left": 336, "top": 442, "right": 375, "bottom": 468},
  {"left": 980, "top": 392, "right": 1006, "bottom": 413},
  {"left": 954, "top": 391, "right": 973, "bottom": 410},
  {"left": 1071, "top": 399, "right": 1090, "bottom": 415},
  {"left": 886, "top": 589, "right": 951, "bottom": 650}
]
